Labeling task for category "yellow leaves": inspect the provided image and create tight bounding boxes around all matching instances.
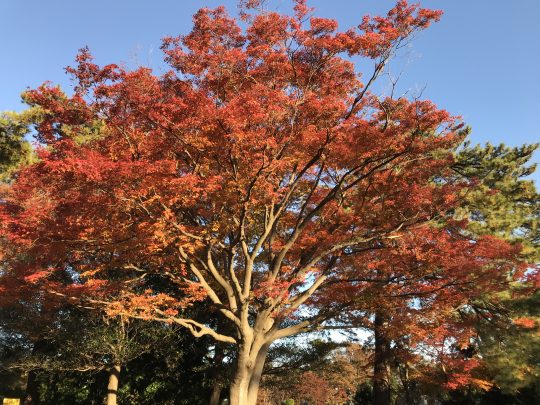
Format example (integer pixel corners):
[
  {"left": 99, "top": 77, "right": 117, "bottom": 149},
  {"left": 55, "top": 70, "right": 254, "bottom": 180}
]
[
  {"left": 148, "top": 220, "right": 178, "bottom": 252},
  {"left": 83, "top": 279, "right": 107, "bottom": 288},
  {"left": 144, "top": 194, "right": 161, "bottom": 205},
  {"left": 153, "top": 228, "right": 167, "bottom": 241},
  {"left": 471, "top": 378, "right": 494, "bottom": 391},
  {"left": 163, "top": 207, "right": 174, "bottom": 220},
  {"left": 105, "top": 291, "right": 186, "bottom": 321},
  {"left": 79, "top": 268, "right": 101, "bottom": 278}
]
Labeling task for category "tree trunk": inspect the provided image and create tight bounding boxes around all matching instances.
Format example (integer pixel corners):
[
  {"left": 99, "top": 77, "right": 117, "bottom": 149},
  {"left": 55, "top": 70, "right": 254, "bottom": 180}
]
[
  {"left": 229, "top": 365, "right": 250, "bottom": 405},
  {"left": 399, "top": 366, "right": 412, "bottom": 405},
  {"left": 210, "top": 343, "right": 224, "bottom": 405},
  {"left": 373, "top": 312, "right": 392, "bottom": 405},
  {"left": 246, "top": 343, "right": 269, "bottom": 405},
  {"left": 106, "top": 365, "right": 121, "bottom": 405},
  {"left": 24, "top": 370, "right": 40, "bottom": 405},
  {"left": 25, "top": 339, "right": 49, "bottom": 405},
  {"left": 50, "top": 373, "right": 60, "bottom": 404},
  {"left": 229, "top": 341, "right": 269, "bottom": 405},
  {"left": 210, "top": 384, "right": 222, "bottom": 405}
]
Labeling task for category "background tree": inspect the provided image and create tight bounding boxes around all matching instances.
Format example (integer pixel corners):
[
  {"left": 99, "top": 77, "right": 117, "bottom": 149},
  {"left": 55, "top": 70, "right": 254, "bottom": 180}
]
[
  {"left": 0, "top": 107, "right": 41, "bottom": 404},
  {"left": 333, "top": 141, "right": 539, "bottom": 404},
  {"left": 447, "top": 143, "right": 539, "bottom": 403},
  {"left": 364, "top": 142, "right": 539, "bottom": 404},
  {"left": 0, "top": 109, "right": 36, "bottom": 182},
  {"left": 258, "top": 340, "right": 370, "bottom": 404}
]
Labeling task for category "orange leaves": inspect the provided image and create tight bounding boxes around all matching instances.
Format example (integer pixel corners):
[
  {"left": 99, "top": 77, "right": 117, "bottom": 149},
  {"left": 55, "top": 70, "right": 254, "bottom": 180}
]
[
  {"left": 247, "top": 12, "right": 290, "bottom": 50},
  {"left": 2, "top": 3, "right": 517, "bottom": 372},
  {"left": 65, "top": 46, "right": 122, "bottom": 95},
  {"left": 24, "top": 269, "right": 54, "bottom": 284},
  {"left": 104, "top": 286, "right": 205, "bottom": 321},
  {"left": 105, "top": 292, "right": 173, "bottom": 320},
  {"left": 443, "top": 358, "right": 486, "bottom": 390},
  {"left": 355, "top": 1, "right": 443, "bottom": 59},
  {"left": 513, "top": 317, "right": 537, "bottom": 329},
  {"left": 293, "top": 371, "right": 337, "bottom": 405},
  {"left": 252, "top": 277, "right": 298, "bottom": 301},
  {"left": 309, "top": 17, "right": 338, "bottom": 35}
]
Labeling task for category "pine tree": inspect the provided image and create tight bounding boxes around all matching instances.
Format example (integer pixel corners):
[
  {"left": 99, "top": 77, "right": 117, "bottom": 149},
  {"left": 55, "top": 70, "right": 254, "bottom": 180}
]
[
  {"left": 0, "top": 109, "right": 37, "bottom": 182},
  {"left": 453, "top": 143, "right": 539, "bottom": 399}
]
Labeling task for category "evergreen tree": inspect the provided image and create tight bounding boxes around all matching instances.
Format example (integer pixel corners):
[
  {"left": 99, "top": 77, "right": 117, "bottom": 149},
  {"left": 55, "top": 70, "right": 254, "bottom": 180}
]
[
  {"left": 445, "top": 142, "right": 539, "bottom": 401},
  {"left": 0, "top": 108, "right": 37, "bottom": 182}
]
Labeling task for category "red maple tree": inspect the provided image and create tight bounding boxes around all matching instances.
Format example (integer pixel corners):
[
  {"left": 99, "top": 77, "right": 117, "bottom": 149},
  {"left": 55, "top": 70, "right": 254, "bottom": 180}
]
[
  {"left": 335, "top": 227, "right": 521, "bottom": 402},
  {"left": 0, "top": 1, "right": 523, "bottom": 403}
]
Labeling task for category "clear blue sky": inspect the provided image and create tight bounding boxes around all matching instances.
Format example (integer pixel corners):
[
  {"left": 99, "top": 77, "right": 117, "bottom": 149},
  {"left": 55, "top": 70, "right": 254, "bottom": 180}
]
[{"left": 1, "top": 0, "right": 538, "bottom": 180}]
